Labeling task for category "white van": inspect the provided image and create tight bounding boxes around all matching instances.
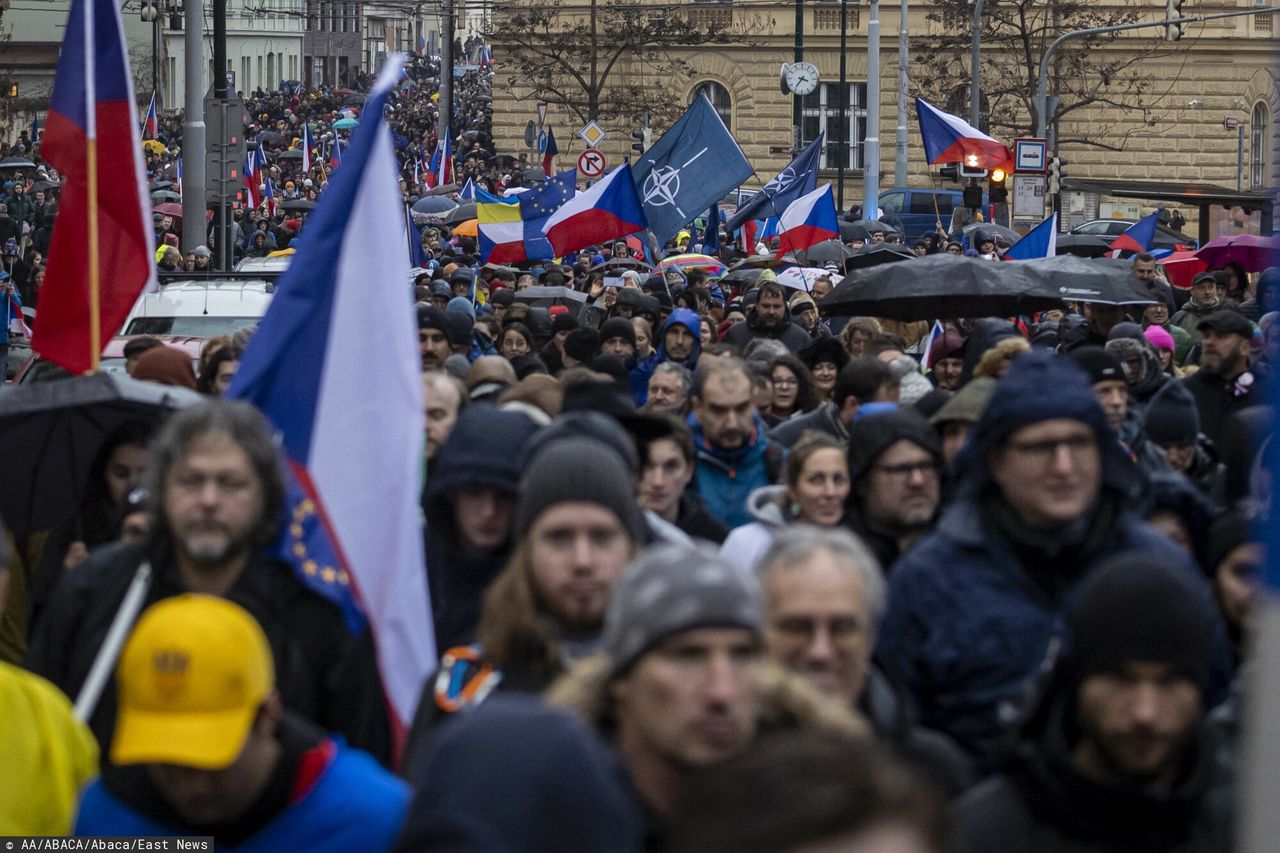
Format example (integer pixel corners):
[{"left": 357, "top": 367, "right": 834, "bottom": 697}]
[{"left": 121, "top": 276, "right": 276, "bottom": 337}]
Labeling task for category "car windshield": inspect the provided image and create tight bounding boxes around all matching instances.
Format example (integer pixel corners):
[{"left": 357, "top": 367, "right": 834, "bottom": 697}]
[{"left": 124, "top": 316, "right": 259, "bottom": 336}]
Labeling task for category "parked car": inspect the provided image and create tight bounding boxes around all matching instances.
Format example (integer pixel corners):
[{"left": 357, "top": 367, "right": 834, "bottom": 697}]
[
  {"left": 1069, "top": 219, "right": 1196, "bottom": 251},
  {"left": 877, "top": 188, "right": 988, "bottom": 244}
]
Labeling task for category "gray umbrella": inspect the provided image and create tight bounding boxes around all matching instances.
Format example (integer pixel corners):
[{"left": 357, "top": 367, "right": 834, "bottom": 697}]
[
  {"left": 792, "top": 240, "right": 851, "bottom": 266},
  {"left": 443, "top": 203, "right": 478, "bottom": 224},
  {"left": 412, "top": 195, "right": 459, "bottom": 215},
  {"left": 0, "top": 373, "right": 202, "bottom": 533},
  {"left": 513, "top": 286, "right": 588, "bottom": 307},
  {"left": 425, "top": 183, "right": 459, "bottom": 197},
  {"left": 0, "top": 157, "right": 36, "bottom": 170}
]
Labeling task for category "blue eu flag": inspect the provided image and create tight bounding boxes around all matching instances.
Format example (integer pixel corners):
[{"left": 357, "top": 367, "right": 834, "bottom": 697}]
[
  {"left": 518, "top": 169, "right": 577, "bottom": 260},
  {"left": 633, "top": 95, "right": 753, "bottom": 248}
]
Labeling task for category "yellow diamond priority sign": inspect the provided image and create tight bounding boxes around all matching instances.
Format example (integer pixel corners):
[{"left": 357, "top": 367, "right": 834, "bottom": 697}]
[{"left": 578, "top": 121, "right": 606, "bottom": 149}]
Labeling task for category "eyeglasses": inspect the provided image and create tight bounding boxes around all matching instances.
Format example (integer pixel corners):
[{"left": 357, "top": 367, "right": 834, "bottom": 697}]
[
  {"left": 1004, "top": 434, "right": 1097, "bottom": 464},
  {"left": 872, "top": 461, "right": 939, "bottom": 480}
]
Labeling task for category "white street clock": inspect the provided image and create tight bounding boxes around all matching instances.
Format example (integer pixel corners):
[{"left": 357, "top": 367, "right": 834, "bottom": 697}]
[{"left": 783, "top": 62, "right": 820, "bottom": 96}]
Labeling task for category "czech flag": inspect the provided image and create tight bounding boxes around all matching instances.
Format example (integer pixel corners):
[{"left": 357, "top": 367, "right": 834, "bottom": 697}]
[
  {"left": 774, "top": 183, "right": 839, "bottom": 259},
  {"left": 915, "top": 97, "right": 1012, "bottom": 170},
  {"left": 542, "top": 163, "right": 647, "bottom": 257},
  {"left": 174, "top": 155, "right": 182, "bottom": 198},
  {"left": 228, "top": 54, "right": 435, "bottom": 760},
  {"left": 542, "top": 127, "right": 559, "bottom": 178},
  {"left": 1109, "top": 210, "right": 1162, "bottom": 257},
  {"left": 141, "top": 92, "right": 158, "bottom": 139},
  {"left": 243, "top": 146, "right": 263, "bottom": 207},
  {"left": 416, "top": 34, "right": 426, "bottom": 55},
  {"left": 425, "top": 125, "right": 452, "bottom": 188},
  {"left": 1004, "top": 212, "right": 1059, "bottom": 260},
  {"left": 301, "top": 123, "right": 313, "bottom": 172},
  {"left": 263, "top": 176, "right": 276, "bottom": 218},
  {"left": 34, "top": 0, "right": 155, "bottom": 374}
]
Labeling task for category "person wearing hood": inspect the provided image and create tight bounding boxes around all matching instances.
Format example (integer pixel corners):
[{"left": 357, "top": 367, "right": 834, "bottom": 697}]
[
  {"left": 719, "top": 434, "right": 849, "bottom": 572},
  {"left": 877, "top": 352, "right": 1217, "bottom": 772},
  {"left": 845, "top": 409, "right": 944, "bottom": 571},
  {"left": 1145, "top": 381, "right": 1226, "bottom": 506},
  {"left": 421, "top": 403, "right": 541, "bottom": 652},
  {"left": 689, "top": 357, "right": 786, "bottom": 529},
  {"left": 1105, "top": 323, "right": 1169, "bottom": 406},
  {"left": 1068, "top": 346, "right": 1170, "bottom": 478},
  {"left": 954, "top": 554, "right": 1231, "bottom": 853},
  {"left": 797, "top": 335, "right": 849, "bottom": 402},
  {"left": 723, "top": 282, "right": 812, "bottom": 353},
  {"left": 628, "top": 307, "right": 703, "bottom": 406}
]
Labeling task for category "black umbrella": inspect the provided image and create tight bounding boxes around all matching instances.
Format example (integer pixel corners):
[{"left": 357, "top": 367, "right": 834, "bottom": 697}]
[
  {"left": 728, "top": 254, "right": 780, "bottom": 270},
  {"left": 1053, "top": 234, "right": 1113, "bottom": 259},
  {"left": 0, "top": 373, "right": 202, "bottom": 534},
  {"left": 964, "top": 222, "right": 1020, "bottom": 246},
  {"left": 342, "top": 94, "right": 366, "bottom": 106},
  {"left": 424, "top": 183, "right": 459, "bottom": 197},
  {"left": 793, "top": 240, "right": 851, "bottom": 267},
  {"left": 443, "top": 203, "right": 478, "bottom": 225},
  {"left": 282, "top": 199, "right": 316, "bottom": 212},
  {"left": 276, "top": 150, "right": 304, "bottom": 161},
  {"left": 31, "top": 180, "right": 60, "bottom": 193},
  {"left": 256, "top": 130, "right": 284, "bottom": 146},
  {"left": 0, "top": 157, "right": 36, "bottom": 170},
  {"left": 844, "top": 242, "right": 916, "bottom": 271},
  {"left": 589, "top": 258, "right": 652, "bottom": 273},
  {"left": 412, "top": 195, "right": 459, "bottom": 214},
  {"left": 820, "top": 253, "right": 1062, "bottom": 320},
  {"left": 513, "top": 286, "right": 588, "bottom": 307},
  {"left": 840, "top": 219, "right": 895, "bottom": 243},
  {"left": 722, "top": 267, "right": 766, "bottom": 288},
  {"left": 1013, "top": 255, "right": 1157, "bottom": 306}
]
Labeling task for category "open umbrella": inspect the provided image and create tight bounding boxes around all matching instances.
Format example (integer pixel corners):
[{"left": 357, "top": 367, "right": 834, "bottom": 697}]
[
  {"left": 141, "top": 140, "right": 166, "bottom": 155},
  {"left": 451, "top": 219, "right": 479, "bottom": 238},
  {"left": 0, "top": 372, "right": 202, "bottom": 534},
  {"left": 792, "top": 240, "right": 851, "bottom": 267},
  {"left": 1054, "top": 234, "right": 1113, "bottom": 259},
  {"left": 0, "top": 157, "right": 36, "bottom": 170},
  {"left": 514, "top": 286, "right": 588, "bottom": 307},
  {"left": 722, "top": 267, "right": 766, "bottom": 288},
  {"left": 729, "top": 254, "right": 783, "bottom": 270},
  {"left": 282, "top": 199, "right": 316, "bottom": 212},
  {"left": 425, "top": 183, "right": 459, "bottom": 197},
  {"left": 964, "top": 222, "right": 1020, "bottom": 246},
  {"left": 333, "top": 117, "right": 359, "bottom": 130},
  {"left": 443, "top": 203, "right": 478, "bottom": 224},
  {"left": 655, "top": 254, "right": 728, "bottom": 279},
  {"left": 256, "top": 130, "right": 284, "bottom": 146},
  {"left": 776, "top": 267, "right": 842, "bottom": 291},
  {"left": 31, "top": 179, "right": 60, "bottom": 193},
  {"left": 342, "top": 94, "right": 366, "bottom": 106},
  {"left": 844, "top": 242, "right": 916, "bottom": 271},
  {"left": 412, "top": 196, "right": 458, "bottom": 215},
  {"left": 590, "top": 258, "right": 651, "bottom": 273},
  {"left": 276, "top": 149, "right": 304, "bottom": 161},
  {"left": 1013, "top": 255, "right": 1157, "bottom": 306},
  {"left": 820, "top": 254, "right": 1061, "bottom": 320},
  {"left": 151, "top": 190, "right": 182, "bottom": 203},
  {"left": 1158, "top": 250, "right": 1208, "bottom": 289},
  {"left": 1195, "top": 234, "right": 1280, "bottom": 272},
  {"left": 153, "top": 202, "right": 186, "bottom": 218}
]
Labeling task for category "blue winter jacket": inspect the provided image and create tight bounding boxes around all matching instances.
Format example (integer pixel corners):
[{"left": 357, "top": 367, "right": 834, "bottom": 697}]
[
  {"left": 75, "top": 741, "right": 409, "bottom": 851},
  {"left": 628, "top": 308, "right": 702, "bottom": 406},
  {"left": 689, "top": 410, "right": 781, "bottom": 529}
]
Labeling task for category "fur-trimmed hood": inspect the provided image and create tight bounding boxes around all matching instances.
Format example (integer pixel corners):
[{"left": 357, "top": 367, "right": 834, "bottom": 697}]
[{"left": 544, "top": 654, "right": 870, "bottom": 741}]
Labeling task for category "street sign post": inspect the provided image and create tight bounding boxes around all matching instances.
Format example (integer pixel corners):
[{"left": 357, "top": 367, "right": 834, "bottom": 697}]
[
  {"left": 1014, "top": 138, "right": 1048, "bottom": 173},
  {"left": 537, "top": 130, "right": 548, "bottom": 155},
  {"left": 537, "top": 102, "right": 548, "bottom": 127},
  {"left": 577, "top": 149, "right": 607, "bottom": 179}
]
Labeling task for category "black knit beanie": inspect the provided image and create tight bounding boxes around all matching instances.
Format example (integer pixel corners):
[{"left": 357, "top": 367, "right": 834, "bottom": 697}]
[
  {"left": 1144, "top": 381, "right": 1200, "bottom": 446},
  {"left": 1065, "top": 553, "right": 1215, "bottom": 691},
  {"left": 563, "top": 327, "right": 602, "bottom": 363},
  {"left": 599, "top": 317, "right": 638, "bottom": 348},
  {"left": 847, "top": 409, "right": 942, "bottom": 483},
  {"left": 516, "top": 436, "right": 647, "bottom": 543}
]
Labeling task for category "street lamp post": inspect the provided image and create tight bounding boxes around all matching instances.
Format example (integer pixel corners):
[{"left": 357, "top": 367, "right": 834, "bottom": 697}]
[{"left": 140, "top": 2, "right": 160, "bottom": 104}]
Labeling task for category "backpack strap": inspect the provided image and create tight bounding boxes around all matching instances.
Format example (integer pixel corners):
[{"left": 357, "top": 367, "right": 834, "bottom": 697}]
[{"left": 433, "top": 644, "right": 503, "bottom": 714}]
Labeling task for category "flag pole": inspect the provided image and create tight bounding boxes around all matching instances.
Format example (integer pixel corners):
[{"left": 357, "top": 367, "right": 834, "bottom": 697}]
[{"left": 87, "top": 136, "right": 101, "bottom": 373}]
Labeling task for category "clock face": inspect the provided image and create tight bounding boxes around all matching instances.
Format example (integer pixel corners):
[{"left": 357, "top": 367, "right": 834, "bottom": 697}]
[{"left": 785, "top": 62, "right": 820, "bottom": 96}]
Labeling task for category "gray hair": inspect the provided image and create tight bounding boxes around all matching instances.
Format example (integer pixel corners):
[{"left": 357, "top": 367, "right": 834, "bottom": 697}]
[
  {"left": 651, "top": 360, "right": 692, "bottom": 396},
  {"left": 146, "top": 400, "right": 285, "bottom": 551},
  {"left": 756, "top": 527, "right": 887, "bottom": 631}
]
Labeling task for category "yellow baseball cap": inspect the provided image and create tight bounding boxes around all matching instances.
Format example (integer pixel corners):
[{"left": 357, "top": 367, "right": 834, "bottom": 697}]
[{"left": 111, "top": 595, "right": 275, "bottom": 770}]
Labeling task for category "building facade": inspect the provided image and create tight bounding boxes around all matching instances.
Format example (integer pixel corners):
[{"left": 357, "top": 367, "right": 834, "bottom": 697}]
[{"left": 489, "top": 0, "right": 1280, "bottom": 236}]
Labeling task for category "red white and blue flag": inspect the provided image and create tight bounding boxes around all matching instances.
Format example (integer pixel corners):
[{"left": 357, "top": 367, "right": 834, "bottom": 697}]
[
  {"left": 301, "top": 123, "right": 313, "bottom": 172},
  {"left": 915, "top": 97, "right": 1012, "bottom": 170},
  {"left": 141, "top": 92, "right": 158, "bottom": 139},
  {"left": 1004, "top": 212, "right": 1058, "bottom": 260},
  {"left": 542, "top": 127, "right": 559, "bottom": 178},
  {"left": 775, "top": 183, "right": 839, "bottom": 259},
  {"left": 5, "top": 286, "right": 31, "bottom": 338},
  {"left": 34, "top": 0, "right": 155, "bottom": 374},
  {"left": 243, "top": 146, "right": 263, "bottom": 207},
  {"left": 228, "top": 54, "right": 435, "bottom": 760},
  {"left": 542, "top": 163, "right": 647, "bottom": 256},
  {"left": 416, "top": 34, "right": 426, "bottom": 55},
  {"left": 1109, "top": 210, "right": 1162, "bottom": 257},
  {"left": 263, "top": 176, "right": 276, "bottom": 217},
  {"left": 425, "top": 125, "right": 452, "bottom": 188},
  {"left": 174, "top": 156, "right": 182, "bottom": 198}
]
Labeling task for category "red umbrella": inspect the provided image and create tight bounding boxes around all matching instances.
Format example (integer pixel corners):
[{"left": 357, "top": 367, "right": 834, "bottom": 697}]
[
  {"left": 1195, "top": 233, "right": 1280, "bottom": 272},
  {"left": 151, "top": 202, "right": 213, "bottom": 221},
  {"left": 1158, "top": 250, "right": 1207, "bottom": 289}
]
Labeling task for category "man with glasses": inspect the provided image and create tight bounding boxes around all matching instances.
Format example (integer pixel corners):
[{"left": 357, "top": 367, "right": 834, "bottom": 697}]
[
  {"left": 877, "top": 352, "right": 1199, "bottom": 773},
  {"left": 844, "top": 409, "right": 943, "bottom": 569}
]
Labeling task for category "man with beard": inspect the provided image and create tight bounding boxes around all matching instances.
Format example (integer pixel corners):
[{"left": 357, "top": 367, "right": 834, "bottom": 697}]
[
  {"left": 1180, "top": 310, "right": 1260, "bottom": 448},
  {"left": 27, "top": 402, "right": 388, "bottom": 760},
  {"left": 955, "top": 554, "right": 1230, "bottom": 852},
  {"left": 418, "top": 305, "right": 453, "bottom": 370},
  {"left": 629, "top": 308, "right": 703, "bottom": 406},
  {"left": 723, "top": 283, "right": 811, "bottom": 353},
  {"left": 845, "top": 409, "right": 943, "bottom": 570}
]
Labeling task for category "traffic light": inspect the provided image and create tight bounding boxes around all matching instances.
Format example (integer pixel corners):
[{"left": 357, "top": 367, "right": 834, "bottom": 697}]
[
  {"left": 631, "top": 128, "right": 651, "bottom": 156},
  {"left": 989, "top": 167, "right": 1008, "bottom": 204},
  {"left": 1047, "top": 157, "right": 1062, "bottom": 195},
  {"left": 960, "top": 153, "right": 988, "bottom": 179},
  {"left": 938, "top": 163, "right": 960, "bottom": 183},
  {"left": 1165, "top": 0, "right": 1184, "bottom": 41}
]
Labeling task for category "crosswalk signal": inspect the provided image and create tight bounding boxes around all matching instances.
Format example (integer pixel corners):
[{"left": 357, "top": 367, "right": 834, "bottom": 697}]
[
  {"left": 989, "top": 168, "right": 1008, "bottom": 204},
  {"left": 1165, "top": 0, "right": 1184, "bottom": 41},
  {"left": 938, "top": 163, "right": 960, "bottom": 183},
  {"left": 1047, "top": 157, "right": 1062, "bottom": 195}
]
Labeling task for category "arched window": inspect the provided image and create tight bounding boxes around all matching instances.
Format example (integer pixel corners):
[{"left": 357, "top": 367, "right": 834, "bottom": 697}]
[
  {"left": 692, "top": 81, "right": 732, "bottom": 127},
  {"left": 1251, "top": 101, "right": 1269, "bottom": 190}
]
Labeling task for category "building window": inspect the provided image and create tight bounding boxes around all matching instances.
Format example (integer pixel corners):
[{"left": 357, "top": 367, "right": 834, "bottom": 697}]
[
  {"left": 800, "top": 82, "right": 868, "bottom": 170},
  {"left": 1252, "top": 101, "right": 1270, "bottom": 189},
  {"left": 692, "top": 81, "right": 732, "bottom": 127}
]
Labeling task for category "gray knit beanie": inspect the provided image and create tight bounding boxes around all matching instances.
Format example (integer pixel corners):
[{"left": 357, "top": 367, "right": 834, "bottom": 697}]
[
  {"left": 603, "top": 542, "right": 764, "bottom": 679},
  {"left": 515, "top": 437, "right": 646, "bottom": 544}
]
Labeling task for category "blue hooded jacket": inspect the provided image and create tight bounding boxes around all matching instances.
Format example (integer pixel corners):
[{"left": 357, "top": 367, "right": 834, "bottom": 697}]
[
  {"left": 876, "top": 352, "right": 1227, "bottom": 772},
  {"left": 628, "top": 307, "right": 702, "bottom": 406},
  {"left": 689, "top": 409, "right": 782, "bottom": 530}
]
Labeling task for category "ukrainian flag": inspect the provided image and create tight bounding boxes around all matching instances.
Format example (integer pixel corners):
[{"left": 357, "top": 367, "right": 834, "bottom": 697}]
[{"left": 477, "top": 190, "right": 524, "bottom": 263}]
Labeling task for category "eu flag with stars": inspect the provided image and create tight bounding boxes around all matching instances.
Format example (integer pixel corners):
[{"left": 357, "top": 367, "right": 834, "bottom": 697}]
[
  {"left": 633, "top": 95, "right": 753, "bottom": 248},
  {"left": 518, "top": 169, "right": 577, "bottom": 260}
]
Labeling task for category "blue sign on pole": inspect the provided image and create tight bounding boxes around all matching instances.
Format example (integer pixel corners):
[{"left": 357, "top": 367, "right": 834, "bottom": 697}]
[{"left": 537, "top": 130, "right": 549, "bottom": 156}]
